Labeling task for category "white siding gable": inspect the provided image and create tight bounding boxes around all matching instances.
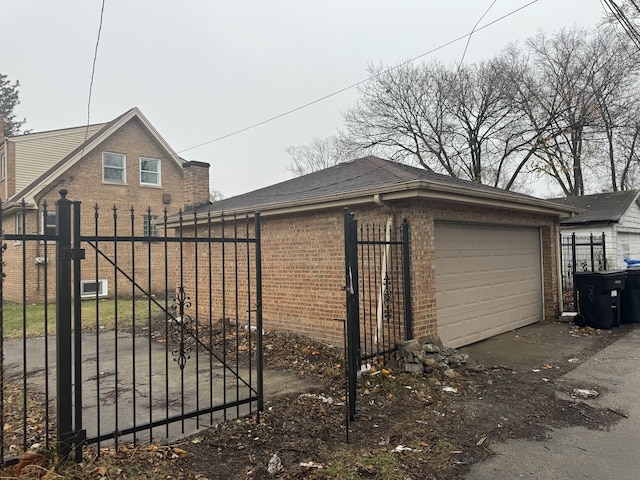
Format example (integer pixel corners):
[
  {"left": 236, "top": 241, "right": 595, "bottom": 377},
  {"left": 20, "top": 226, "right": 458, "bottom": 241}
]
[
  {"left": 618, "top": 199, "right": 640, "bottom": 232},
  {"left": 12, "top": 124, "right": 106, "bottom": 194}
]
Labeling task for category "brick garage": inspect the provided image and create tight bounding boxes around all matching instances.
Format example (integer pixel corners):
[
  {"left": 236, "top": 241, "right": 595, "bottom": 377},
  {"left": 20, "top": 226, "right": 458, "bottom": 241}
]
[{"left": 174, "top": 157, "right": 574, "bottom": 348}]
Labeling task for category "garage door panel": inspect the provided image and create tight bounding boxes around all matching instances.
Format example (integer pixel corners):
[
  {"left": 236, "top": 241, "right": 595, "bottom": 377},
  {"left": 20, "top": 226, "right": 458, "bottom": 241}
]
[{"left": 435, "top": 223, "right": 542, "bottom": 348}]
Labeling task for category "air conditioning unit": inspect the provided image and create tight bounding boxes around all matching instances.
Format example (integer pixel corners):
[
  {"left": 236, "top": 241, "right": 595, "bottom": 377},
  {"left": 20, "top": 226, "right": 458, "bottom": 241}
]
[{"left": 80, "top": 279, "right": 109, "bottom": 299}]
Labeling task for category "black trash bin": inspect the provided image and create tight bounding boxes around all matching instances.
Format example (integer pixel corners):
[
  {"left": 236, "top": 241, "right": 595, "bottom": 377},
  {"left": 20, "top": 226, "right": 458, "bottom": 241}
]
[
  {"left": 574, "top": 271, "right": 626, "bottom": 329},
  {"left": 622, "top": 269, "right": 640, "bottom": 324}
]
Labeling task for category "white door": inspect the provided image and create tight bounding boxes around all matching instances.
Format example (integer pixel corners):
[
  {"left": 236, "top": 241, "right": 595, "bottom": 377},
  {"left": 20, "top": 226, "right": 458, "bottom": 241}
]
[{"left": 435, "top": 222, "right": 542, "bottom": 348}]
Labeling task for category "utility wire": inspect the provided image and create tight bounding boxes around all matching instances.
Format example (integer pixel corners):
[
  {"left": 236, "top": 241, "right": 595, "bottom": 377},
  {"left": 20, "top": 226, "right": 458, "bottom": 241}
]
[
  {"left": 458, "top": 0, "right": 498, "bottom": 71},
  {"left": 81, "top": 0, "right": 106, "bottom": 158},
  {"left": 177, "top": 0, "right": 539, "bottom": 154},
  {"left": 602, "top": 0, "right": 640, "bottom": 50}
]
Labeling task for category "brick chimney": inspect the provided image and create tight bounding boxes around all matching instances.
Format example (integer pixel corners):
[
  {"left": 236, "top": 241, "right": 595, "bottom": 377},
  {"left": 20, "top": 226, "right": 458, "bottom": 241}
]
[
  {"left": 0, "top": 116, "right": 5, "bottom": 143},
  {"left": 183, "top": 161, "right": 211, "bottom": 209}
]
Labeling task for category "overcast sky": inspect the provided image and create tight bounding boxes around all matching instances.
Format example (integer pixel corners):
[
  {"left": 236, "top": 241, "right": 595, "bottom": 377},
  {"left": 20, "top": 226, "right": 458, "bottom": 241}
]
[{"left": 2, "top": 1, "right": 608, "bottom": 198}]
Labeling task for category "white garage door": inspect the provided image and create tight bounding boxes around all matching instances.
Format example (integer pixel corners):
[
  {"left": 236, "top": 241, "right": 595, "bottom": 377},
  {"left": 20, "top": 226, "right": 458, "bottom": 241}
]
[{"left": 435, "top": 222, "right": 542, "bottom": 348}]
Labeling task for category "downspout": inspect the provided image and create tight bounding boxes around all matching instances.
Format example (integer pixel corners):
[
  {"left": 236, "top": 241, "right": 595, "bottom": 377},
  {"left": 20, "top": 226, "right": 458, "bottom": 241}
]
[
  {"left": 373, "top": 194, "right": 394, "bottom": 346},
  {"left": 2, "top": 139, "right": 7, "bottom": 200}
]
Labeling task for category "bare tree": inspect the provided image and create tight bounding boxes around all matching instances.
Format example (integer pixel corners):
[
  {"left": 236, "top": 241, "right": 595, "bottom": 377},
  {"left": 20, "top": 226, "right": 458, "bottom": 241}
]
[
  {"left": 587, "top": 28, "right": 639, "bottom": 191},
  {"left": 285, "top": 133, "right": 348, "bottom": 176},
  {"left": 342, "top": 60, "right": 547, "bottom": 189},
  {"left": 520, "top": 27, "right": 640, "bottom": 195},
  {"left": 601, "top": 0, "right": 640, "bottom": 51},
  {"left": 613, "top": 104, "right": 640, "bottom": 189},
  {"left": 289, "top": 26, "right": 640, "bottom": 196}
]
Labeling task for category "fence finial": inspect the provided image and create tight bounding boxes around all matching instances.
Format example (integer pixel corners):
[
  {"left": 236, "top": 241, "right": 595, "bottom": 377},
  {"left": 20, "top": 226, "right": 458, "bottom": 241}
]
[{"left": 59, "top": 188, "right": 68, "bottom": 199}]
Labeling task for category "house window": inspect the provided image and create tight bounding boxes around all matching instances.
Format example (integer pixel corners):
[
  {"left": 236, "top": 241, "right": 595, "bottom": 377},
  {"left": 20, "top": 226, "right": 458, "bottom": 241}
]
[
  {"left": 140, "top": 157, "right": 161, "bottom": 186},
  {"left": 80, "top": 279, "right": 109, "bottom": 299},
  {"left": 44, "top": 211, "right": 57, "bottom": 237},
  {"left": 103, "top": 152, "right": 126, "bottom": 183},
  {"left": 1, "top": 153, "right": 5, "bottom": 180},
  {"left": 15, "top": 211, "right": 24, "bottom": 235},
  {"left": 144, "top": 214, "right": 158, "bottom": 237}
]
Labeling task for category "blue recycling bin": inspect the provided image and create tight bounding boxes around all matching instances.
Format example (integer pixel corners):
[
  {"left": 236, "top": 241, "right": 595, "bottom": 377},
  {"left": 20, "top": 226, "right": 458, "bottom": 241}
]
[{"left": 574, "top": 271, "right": 626, "bottom": 329}]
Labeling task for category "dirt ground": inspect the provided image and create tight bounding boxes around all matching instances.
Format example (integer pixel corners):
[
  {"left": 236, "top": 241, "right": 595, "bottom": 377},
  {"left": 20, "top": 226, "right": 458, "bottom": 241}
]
[{"left": 4, "top": 323, "right": 631, "bottom": 479}]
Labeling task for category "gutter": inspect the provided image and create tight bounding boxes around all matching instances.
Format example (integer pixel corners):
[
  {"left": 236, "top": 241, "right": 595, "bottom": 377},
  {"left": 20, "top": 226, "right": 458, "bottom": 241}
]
[{"left": 163, "top": 179, "right": 579, "bottom": 228}]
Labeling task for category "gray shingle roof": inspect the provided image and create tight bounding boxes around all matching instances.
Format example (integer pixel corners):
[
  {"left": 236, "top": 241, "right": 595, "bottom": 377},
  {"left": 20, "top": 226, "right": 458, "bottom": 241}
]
[
  {"left": 199, "top": 156, "right": 560, "bottom": 215},
  {"left": 551, "top": 190, "right": 640, "bottom": 225}
]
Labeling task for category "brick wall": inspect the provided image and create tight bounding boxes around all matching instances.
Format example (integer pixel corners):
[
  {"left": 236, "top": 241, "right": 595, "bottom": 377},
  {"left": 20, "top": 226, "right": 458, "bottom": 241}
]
[
  {"left": 182, "top": 161, "right": 210, "bottom": 208},
  {"left": 2, "top": 117, "right": 187, "bottom": 303},
  {"left": 179, "top": 198, "right": 562, "bottom": 347}
]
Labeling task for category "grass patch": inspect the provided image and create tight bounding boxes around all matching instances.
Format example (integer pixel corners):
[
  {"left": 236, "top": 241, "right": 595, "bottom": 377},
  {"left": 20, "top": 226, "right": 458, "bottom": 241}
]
[
  {"left": 1, "top": 299, "right": 170, "bottom": 338},
  {"left": 317, "top": 450, "right": 403, "bottom": 479}
]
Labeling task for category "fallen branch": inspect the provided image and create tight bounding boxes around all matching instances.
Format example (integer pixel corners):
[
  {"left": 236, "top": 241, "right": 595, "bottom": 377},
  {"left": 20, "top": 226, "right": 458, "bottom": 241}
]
[
  {"left": 607, "top": 407, "right": 628, "bottom": 419},
  {"left": 578, "top": 409, "right": 594, "bottom": 421}
]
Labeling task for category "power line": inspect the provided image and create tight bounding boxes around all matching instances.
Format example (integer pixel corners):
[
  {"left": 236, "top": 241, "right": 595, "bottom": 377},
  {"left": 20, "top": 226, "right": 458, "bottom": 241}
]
[
  {"left": 81, "top": 0, "right": 106, "bottom": 158},
  {"left": 177, "top": 0, "right": 539, "bottom": 154},
  {"left": 458, "top": 0, "right": 498, "bottom": 71},
  {"left": 602, "top": 0, "right": 640, "bottom": 50}
]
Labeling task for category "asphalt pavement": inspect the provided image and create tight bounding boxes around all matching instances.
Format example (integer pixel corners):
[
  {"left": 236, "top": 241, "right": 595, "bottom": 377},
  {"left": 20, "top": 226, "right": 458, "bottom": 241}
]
[{"left": 465, "top": 326, "right": 640, "bottom": 480}]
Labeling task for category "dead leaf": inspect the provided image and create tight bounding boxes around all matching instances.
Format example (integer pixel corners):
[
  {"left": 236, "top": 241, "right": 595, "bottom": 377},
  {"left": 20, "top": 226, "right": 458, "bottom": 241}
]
[
  {"left": 359, "top": 464, "right": 375, "bottom": 474},
  {"left": 91, "top": 466, "right": 108, "bottom": 476},
  {"left": 419, "top": 440, "right": 430, "bottom": 447},
  {"left": 172, "top": 447, "right": 188, "bottom": 457},
  {"left": 476, "top": 435, "right": 487, "bottom": 446}
]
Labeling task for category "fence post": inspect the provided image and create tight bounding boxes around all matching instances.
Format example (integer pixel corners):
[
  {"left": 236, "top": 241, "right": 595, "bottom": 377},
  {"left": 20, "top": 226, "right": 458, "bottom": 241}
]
[
  {"left": 602, "top": 232, "right": 607, "bottom": 270},
  {"left": 56, "top": 189, "right": 74, "bottom": 457},
  {"left": 0, "top": 200, "right": 5, "bottom": 464},
  {"left": 590, "top": 233, "right": 595, "bottom": 271},
  {"left": 571, "top": 233, "right": 577, "bottom": 313},
  {"left": 401, "top": 218, "right": 412, "bottom": 340},
  {"left": 72, "top": 200, "right": 85, "bottom": 460},
  {"left": 254, "top": 212, "right": 264, "bottom": 412},
  {"left": 343, "top": 209, "right": 360, "bottom": 421}
]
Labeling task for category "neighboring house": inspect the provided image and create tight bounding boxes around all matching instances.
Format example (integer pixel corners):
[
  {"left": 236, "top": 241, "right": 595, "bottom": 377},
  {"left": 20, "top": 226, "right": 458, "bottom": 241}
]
[
  {"left": 0, "top": 108, "right": 210, "bottom": 303},
  {"left": 552, "top": 190, "right": 640, "bottom": 270},
  {"left": 167, "top": 156, "right": 575, "bottom": 349}
]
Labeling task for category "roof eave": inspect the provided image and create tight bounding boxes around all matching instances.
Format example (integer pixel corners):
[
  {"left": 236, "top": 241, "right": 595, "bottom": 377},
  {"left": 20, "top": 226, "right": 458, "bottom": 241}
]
[
  {"left": 9, "top": 108, "right": 184, "bottom": 204},
  {"left": 560, "top": 219, "right": 616, "bottom": 227},
  {"left": 165, "top": 179, "right": 575, "bottom": 227}
]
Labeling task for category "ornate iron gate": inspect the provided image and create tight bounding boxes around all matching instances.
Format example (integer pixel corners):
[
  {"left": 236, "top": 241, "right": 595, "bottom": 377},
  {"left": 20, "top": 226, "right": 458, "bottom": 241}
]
[
  {"left": 560, "top": 232, "right": 607, "bottom": 311},
  {"left": 0, "top": 190, "right": 263, "bottom": 460},
  {"left": 343, "top": 209, "right": 412, "bottom": 419}
]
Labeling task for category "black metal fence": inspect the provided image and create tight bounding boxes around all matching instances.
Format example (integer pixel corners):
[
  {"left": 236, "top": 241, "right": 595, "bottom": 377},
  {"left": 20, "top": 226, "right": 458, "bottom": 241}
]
[
  {"left": 560, "top": 232, "right": 607, "bottom": 311},
  {"left": 0, "top": 190, "right": 263, "bottom": 460},
  {"left": 343, "top": 209, "right": 412, "bottom": 419}
]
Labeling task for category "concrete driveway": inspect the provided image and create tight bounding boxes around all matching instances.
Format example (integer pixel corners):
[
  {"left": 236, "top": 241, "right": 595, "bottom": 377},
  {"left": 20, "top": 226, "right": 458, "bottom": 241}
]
[
  {"left": 4, "top": 332, "right": 311, "bottom": 445},
  {"left": 465, "top": 325, "right": 640, "bottom": 480}
]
